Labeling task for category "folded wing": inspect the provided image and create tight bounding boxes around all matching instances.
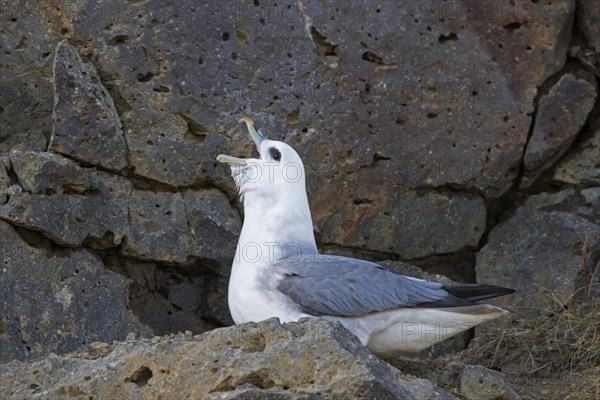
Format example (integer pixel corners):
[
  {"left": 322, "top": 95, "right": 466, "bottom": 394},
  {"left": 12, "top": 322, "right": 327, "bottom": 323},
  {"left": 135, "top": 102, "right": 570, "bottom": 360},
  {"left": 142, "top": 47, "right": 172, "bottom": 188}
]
[{"left": 274, "top": 255, "right": 514, "bottom": 317}]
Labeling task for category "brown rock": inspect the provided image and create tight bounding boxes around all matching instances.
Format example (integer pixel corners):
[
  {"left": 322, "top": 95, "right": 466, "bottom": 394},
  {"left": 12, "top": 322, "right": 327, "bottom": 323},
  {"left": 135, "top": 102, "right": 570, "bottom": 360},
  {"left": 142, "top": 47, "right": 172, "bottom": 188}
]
[
  {"left": 60, "top": 0, "right": 575, "bottom": 263},
  {"left": 315, "top": 190, "right": 486, "bottom": 259},
  {"left": 0, "top": 3, "right": 591, "bottom": 384}
]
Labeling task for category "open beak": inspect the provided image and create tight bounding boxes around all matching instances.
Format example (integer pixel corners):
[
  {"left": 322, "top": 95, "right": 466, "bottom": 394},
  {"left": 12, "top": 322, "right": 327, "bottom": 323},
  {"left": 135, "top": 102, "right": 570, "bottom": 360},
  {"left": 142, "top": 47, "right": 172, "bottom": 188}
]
[
  {"left": 216, "top": 117, "right": 266, "bottom": 165},
  {"left": 242, "top": 117, "right": 266, "bottom": 149}
]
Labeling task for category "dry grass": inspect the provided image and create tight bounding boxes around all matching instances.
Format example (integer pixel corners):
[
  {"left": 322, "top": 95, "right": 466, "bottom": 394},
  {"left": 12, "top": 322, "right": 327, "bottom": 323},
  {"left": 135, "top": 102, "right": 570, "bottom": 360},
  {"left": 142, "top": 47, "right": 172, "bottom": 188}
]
[
  {"left": 395, "top": 242, "right": 600, "bottom": 400},
  {"left": 565, "top": 367, "right": 600, "bottom": 400},
  {"left": 470, "top": 286, "right": 600, "bottom": 375},
  {"left": 394, "top": 286, "right": 600, "bottom": 399},
  {"left": 475, "top": 284, "right": 600, "bottom": 373},
  {"left": 463, "top": 258, "right": 600, "bottom": 400},
  {"left": 472, "top": 235, "right": 599, "bottom": 375}
]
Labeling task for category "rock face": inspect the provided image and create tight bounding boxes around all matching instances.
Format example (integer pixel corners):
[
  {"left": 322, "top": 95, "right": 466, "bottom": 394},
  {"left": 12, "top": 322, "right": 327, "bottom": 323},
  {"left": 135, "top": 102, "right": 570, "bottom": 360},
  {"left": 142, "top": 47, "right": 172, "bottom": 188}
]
[
  {"left": 123, "top": 190, "right": 192, "bottom": 263},
  {"left": 0, "top": 150, "right": 130, "bottom": 247},
  {"left": 49, "top": 41, "right": 128, "bottom": 172},
  {"left": 0, "top": 2, "right": 64, "bottom": 153},
  {"left": 0, "top": 160, "right": 8, "bottom": 205},
  {"left": 62, "top": 0, "right": 576, "bottom": 250},
  {"left": 183, "top": 188, "right": 242, "bottom": 267},
  {"left": 522, "top": 70, "right": 597, "bottom": 187},
  {"left": 123, "top": 106, "right": 229, "bottom": 187},
  {"left": 476, "top": 189, "right": 600, "bottom": 312},
  {"left": 0, "top": 319, "right": 453, "bottom": 400},
  {"left": 316, "top": 190, "right": 487, "bottom": 259},
  {"left": 0, "top": 220, "right": 151, "bottom": 363},
  {"left": 552, "top": 113, "right": 600, "bottom": 185},
  {"left": 577, "top": 0, "right": 600, "bottom": 54},
  {"left": 459, "top": 365, "right": 521, "bottom": 400},
  {"left": 0, "top": 149, "right": 240, "bottom": 358}
]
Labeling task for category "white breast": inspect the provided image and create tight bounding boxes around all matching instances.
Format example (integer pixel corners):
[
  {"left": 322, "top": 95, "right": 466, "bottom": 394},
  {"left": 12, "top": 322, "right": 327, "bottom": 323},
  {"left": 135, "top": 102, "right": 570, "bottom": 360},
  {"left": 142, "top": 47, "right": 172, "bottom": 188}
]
[{"left": 228, "top": 260, "right": 309, "bottom": 324}]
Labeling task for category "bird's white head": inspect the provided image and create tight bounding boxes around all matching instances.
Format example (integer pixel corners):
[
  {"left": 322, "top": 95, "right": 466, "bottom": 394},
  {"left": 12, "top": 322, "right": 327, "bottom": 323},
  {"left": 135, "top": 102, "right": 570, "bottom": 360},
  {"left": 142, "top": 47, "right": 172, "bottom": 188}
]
[
  {"left": 217, "top": 117, "right": 307, "bottom": 207},
  {"left": 216, "top": 118, "right": 316, "bottom": 261}
]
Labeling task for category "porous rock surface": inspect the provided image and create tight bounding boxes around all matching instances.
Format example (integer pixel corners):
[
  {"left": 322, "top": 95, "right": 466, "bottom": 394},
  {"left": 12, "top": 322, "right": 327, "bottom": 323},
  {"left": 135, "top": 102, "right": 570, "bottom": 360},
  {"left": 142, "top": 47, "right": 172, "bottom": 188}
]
[
  {"left": 0, "top": 318, "right": 454, "bottom": 400},
  {"left": 477, "top": 189, "right": 600, "bottom": 313},
  {"left": 0, "top": 220, "right": 152, "bottom": 362}
]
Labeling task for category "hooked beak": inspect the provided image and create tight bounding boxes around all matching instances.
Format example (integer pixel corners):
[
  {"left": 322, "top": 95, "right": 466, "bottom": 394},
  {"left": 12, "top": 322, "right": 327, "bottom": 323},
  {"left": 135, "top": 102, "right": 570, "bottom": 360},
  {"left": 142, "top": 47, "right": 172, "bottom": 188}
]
[
  {"left": 216, "top": 117, "right": 266, "bottom": 165},
  {"left": 241, "top": 117, "right": 266, "bottom": 149}
]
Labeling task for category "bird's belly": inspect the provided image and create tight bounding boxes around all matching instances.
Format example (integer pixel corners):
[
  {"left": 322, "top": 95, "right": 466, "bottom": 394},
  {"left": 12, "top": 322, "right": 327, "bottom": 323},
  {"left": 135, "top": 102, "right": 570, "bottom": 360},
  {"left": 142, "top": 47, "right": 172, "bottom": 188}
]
[{"left": 228, "top": 265, "right": 308, "bottom": 324}]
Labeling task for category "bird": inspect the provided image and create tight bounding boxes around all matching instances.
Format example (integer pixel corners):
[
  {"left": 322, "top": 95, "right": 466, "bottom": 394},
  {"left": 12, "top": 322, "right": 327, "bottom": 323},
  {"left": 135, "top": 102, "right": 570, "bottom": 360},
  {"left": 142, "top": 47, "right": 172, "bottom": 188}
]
[{"left": 216, "top": 117, "right": 515, "bottom": 357}]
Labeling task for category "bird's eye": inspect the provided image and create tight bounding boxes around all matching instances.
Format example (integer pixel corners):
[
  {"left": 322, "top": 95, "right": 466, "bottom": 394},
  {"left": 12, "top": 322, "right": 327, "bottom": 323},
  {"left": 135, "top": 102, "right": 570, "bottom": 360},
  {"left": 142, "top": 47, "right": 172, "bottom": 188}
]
[{"left": 269, "top": 147, "right": 282, "bottom": 161}]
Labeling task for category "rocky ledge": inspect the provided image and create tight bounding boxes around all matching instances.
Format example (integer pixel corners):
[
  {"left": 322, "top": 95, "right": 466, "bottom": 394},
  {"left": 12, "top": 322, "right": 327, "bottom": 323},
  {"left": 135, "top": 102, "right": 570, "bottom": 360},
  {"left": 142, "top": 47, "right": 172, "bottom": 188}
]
[{"left": 0, "top": 318, "right": 461, "bottom": 400}]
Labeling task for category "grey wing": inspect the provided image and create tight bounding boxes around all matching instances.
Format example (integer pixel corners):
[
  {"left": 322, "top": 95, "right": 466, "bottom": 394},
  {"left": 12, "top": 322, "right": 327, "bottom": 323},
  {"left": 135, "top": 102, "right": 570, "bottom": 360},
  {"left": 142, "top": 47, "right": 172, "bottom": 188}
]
[{"left": 273, "top": 254, "right": 449, "bottom": 317}]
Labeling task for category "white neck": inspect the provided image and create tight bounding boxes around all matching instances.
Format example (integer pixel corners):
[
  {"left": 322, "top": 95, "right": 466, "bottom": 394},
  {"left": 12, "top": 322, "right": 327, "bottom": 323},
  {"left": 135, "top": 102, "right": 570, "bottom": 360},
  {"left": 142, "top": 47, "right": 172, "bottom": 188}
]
[{"left": 234, "top": 188, "right": 317, "bottom": 266}]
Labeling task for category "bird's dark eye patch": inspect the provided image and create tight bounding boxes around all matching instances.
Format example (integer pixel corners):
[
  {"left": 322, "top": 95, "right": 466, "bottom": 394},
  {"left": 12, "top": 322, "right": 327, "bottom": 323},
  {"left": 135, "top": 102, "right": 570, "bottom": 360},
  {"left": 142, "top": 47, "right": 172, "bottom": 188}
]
[{"left": 269, "top": 147, "right": 282, "bottom": 161}]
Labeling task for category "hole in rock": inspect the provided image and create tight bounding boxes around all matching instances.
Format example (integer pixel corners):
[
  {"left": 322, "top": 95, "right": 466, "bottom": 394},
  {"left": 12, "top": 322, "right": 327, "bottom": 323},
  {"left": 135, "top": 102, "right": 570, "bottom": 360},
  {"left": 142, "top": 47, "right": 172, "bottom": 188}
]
[
  {"left": 126, "top": 366, "right": 153, "bottom": 387},
  {"left": 438, "top": 33, "right": 458, "bottom": 43}
]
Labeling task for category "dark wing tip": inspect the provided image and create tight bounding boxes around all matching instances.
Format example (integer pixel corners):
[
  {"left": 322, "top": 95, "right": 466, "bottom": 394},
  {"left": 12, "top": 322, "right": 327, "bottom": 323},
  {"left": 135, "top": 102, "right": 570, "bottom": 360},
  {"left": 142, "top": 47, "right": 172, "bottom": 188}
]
[{"left": 443, "top": 283, "right": 516, "bottom": 302}]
